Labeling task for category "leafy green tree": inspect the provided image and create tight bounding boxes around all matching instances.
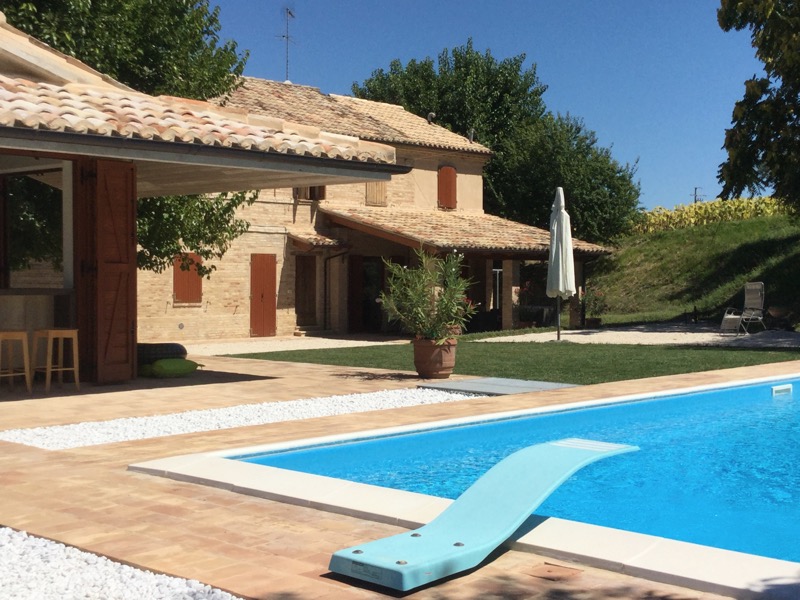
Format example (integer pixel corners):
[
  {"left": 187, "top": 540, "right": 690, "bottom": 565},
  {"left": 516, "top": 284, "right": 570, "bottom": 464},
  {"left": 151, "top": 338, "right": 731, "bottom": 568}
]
[
  {"left": 353, "top": 39, "right": 640, "bottom": 243},
  {"left": 3, "top": 0, "right": 253, "bottom": 276},
  {"left": 717, "top": 0, "right": 800, "bottom": 207},
  {"left": 514, "top": 113, "right": 641, "bottom": 243},
  {"left": 4, "top": 0, "right": 246, "bottom": 99},
  {"left": 4, "top": 177, "right": 63, "bottom": 271}
]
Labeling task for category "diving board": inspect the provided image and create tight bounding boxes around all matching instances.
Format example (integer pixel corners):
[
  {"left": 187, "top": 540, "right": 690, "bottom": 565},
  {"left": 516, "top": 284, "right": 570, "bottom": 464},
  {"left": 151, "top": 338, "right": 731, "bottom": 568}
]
[{"left": 328, "top": 437, "right": 638, "bottom": 591}]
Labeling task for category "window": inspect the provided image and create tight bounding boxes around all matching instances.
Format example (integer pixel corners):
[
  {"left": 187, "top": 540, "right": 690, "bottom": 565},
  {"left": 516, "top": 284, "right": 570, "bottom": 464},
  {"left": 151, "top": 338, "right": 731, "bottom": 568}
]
[
  {"left": 173, "top": 253, "right": 202, "bottom": 304},
  {"left": 293, "top": 185, "right": 326, "bottom": 201},
  {"left": 365, "top": 180, "right": 388, "bottom": 206},
  {"left": 438, "top": 165, "right": 457, "bottom": 209}
]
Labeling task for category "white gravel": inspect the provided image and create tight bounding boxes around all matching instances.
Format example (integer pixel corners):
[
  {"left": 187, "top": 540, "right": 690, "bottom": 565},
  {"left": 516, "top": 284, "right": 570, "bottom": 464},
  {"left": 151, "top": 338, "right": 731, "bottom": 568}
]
[
  {"left": 0, "top": 386, "right": 475, "bottom": 598},
  {"left": 0, "top": 527, "right": 243, "bottom": 600},
  {"left": 0, "top": 388, "right": 474, "bottom": 450}
]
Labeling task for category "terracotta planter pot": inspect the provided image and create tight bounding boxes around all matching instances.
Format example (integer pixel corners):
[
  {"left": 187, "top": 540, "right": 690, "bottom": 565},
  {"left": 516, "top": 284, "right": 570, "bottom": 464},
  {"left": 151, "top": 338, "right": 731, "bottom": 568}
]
[
  {"left": 585, "top": 317, "right": 602, "bottom": 329},
  {"left": 412, "top": 338, "right": 457, "bottom": 379}
]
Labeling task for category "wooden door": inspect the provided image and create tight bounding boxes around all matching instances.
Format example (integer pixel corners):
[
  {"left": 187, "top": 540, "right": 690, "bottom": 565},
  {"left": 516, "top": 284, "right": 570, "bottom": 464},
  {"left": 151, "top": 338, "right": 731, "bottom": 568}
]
[
  {"left": 347, "top": 255, "right": 364, "bottom": 332},
  {"left": 295, "top": 255, "right": 317, "bottom": 326},
  {"left": 74, "top": 159, "right": 137, "bottom": 383},
  {"left": 250, "top": 253, "right": 277, "bottom": 337},
  {"left": 347, "top": 256, "right": 384, "bottom": 333}
]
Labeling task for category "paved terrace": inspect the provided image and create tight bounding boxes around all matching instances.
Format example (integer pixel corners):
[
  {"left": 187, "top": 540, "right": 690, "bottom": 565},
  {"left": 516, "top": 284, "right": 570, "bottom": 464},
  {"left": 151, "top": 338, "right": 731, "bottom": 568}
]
[{"left": 1, "top": 329, "right": 798, "bottom": 599}]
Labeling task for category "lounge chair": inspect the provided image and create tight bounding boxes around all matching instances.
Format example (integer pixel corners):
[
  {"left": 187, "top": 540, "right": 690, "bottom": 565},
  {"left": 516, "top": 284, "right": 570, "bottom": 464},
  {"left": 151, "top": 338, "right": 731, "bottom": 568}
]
[{"left": 720, "top": 282, "right": 766, "bottom": 335}]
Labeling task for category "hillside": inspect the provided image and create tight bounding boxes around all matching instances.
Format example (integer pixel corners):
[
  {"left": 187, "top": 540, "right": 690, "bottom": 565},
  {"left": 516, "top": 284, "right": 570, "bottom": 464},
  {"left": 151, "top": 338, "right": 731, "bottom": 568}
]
[{"left": 588, "top": 215, "right": 800, "bottom": 325}]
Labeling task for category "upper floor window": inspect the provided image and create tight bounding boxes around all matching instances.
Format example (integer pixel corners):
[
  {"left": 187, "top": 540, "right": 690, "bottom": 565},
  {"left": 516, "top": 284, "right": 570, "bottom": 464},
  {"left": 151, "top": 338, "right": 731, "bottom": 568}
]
[
  {"left": 365, "top": 180, "right": 388, "bottom": 206},
  {"left": 173, "top": 252, "right": 203, "bottom": 304},
  {"left": 293, "top": 185, "right": 326, "bottom": 201},
  {"left": 438, "top": 165, "right": 457, "bottom": 209}
]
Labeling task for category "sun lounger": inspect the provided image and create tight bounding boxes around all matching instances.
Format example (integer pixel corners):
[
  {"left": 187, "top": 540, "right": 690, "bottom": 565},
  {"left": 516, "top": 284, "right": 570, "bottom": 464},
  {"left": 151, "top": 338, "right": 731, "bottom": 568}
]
[
  {"left": 328, "top": 437, "right": 638, "bottom": 591},
  {"left": 721, "top": 281, "right": 766, "bottom": 335}
]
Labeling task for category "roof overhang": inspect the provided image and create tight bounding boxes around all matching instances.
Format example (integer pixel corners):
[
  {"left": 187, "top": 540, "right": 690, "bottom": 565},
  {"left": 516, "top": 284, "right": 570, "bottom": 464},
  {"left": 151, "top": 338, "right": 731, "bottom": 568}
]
[
  {"left": 320, "top": 207, "right": 608, "bottom": 261},
  {"left": 0, "top": 128, "right": 411, "bottom": 197}
]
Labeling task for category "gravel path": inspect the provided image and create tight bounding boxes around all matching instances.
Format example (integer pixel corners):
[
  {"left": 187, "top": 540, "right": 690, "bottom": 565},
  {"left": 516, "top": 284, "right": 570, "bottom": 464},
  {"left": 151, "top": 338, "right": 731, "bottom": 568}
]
[
  {"left": 479, "top": 323, "right": 800, "bottom": 347},
  {"left": 0, "top": 388, "right": 474, "bottom": 450}
]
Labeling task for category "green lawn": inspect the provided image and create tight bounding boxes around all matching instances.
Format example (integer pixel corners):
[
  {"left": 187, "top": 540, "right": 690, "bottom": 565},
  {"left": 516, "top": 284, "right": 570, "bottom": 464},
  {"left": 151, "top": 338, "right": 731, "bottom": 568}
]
[{"left": 231, "top": 341, "right": 800, "bottom": 385}]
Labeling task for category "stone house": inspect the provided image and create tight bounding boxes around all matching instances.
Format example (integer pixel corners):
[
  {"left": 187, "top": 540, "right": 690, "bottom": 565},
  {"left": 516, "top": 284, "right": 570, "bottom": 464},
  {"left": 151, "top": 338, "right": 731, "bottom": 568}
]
[
  {"left": 137, "top": 78, "right": 606, "bottom": 342},
  {"left": 0, "top": 14, "right": 401, "bottom": 382}
]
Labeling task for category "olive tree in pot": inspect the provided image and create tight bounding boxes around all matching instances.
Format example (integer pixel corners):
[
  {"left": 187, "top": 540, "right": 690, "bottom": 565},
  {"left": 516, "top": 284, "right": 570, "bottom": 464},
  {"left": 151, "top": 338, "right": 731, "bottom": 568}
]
[{"left": 379, "top": 248, "right": 476, "bottom": 378}]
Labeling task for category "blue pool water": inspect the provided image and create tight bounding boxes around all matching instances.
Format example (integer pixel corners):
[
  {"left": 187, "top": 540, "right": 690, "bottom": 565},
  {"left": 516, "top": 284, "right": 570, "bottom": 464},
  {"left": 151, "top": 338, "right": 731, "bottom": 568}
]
[{"left": 235, "top": 378, "right": 800, "bottom": 563}]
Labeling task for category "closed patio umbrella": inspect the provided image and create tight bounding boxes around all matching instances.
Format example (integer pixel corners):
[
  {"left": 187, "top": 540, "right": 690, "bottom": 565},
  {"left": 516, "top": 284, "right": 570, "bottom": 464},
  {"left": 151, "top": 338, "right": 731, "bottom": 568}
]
[{"left": 546, "top": 187, "right": 576, "bottom": 340}]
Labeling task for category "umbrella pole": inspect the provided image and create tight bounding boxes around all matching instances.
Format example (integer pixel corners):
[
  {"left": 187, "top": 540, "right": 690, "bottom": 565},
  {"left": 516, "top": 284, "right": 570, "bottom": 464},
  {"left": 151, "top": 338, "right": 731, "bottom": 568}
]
[{"left": 556, "top": 297, "right": 561, "bottom": 340}]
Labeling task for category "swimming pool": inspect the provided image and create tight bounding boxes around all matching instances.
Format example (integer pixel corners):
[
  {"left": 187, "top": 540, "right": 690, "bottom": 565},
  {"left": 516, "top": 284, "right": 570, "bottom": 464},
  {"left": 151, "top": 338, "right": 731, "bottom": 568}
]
[
  {"left": 234, "top": 376, "right": 800, "bottom": 563},
  {"left": 130, "top": 370, "right": 800, "bottom": 597}
]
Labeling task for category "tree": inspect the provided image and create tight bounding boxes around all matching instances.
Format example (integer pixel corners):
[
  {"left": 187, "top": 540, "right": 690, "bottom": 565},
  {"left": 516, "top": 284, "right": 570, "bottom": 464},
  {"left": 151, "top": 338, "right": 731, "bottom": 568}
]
[
  {"left": 513, "top": 113, "right": 640, "bottom": 243},
  {"left": 353, "top": 39, "right": 640, "bottom": 243},
  {"left": 4, "top": 0, "right": 246, "bottom": 100},
  {"left": 3, "top": 0, "right": 253, "bottom": 275},
  {"left": 717, "top": 0, "right": 800, "bottom": 208}
]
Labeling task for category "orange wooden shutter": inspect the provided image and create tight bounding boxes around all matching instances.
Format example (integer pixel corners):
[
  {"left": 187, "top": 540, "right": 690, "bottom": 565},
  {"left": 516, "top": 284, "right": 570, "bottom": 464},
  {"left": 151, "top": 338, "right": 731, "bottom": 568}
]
[
  {"left": 438, "top": 166, "right": 457, "bottom": 209},
  {"left": 173, "top": 253, "right": 202, "bottom": 304}
]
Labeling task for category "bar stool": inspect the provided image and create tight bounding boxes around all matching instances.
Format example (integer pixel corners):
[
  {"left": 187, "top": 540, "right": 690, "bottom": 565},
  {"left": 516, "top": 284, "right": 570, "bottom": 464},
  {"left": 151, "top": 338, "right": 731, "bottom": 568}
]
[
  {"left": 32, "top": 328, "right": 80, "bottom": 393},
  {"left": 0, "top": 331, "right": 33, "bottom": 394}
]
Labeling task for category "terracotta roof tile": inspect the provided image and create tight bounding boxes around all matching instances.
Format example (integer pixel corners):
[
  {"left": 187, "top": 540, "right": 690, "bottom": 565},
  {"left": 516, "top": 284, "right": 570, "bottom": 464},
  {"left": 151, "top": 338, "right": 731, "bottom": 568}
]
[
  {"left": 320, "top": 206, "right": 607, "bottom": 257},
  {"left": 0, "top": 75, "right": 395, "bottom": 164},
  {"left": 287, "top": 227, "right": 346, "bottom": 249},
  {"left": 217, "top": 78, "right": 492, "bottom": 156}
]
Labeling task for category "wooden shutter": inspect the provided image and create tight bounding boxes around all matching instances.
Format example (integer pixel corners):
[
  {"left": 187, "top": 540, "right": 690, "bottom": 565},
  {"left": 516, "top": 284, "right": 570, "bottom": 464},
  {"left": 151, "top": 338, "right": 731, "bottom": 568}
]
[
  {"left": 250, "top": 253, "right": 277, "bottom": 336},
  {"left": 74, "top": 158, "right": 137, "bottom": 383},
  {"left": 365, "top": 181, "right": 388, "bottom": 206},
  {"left": 438, "top": 166, "right": 457, "bottom": 209},
  {"left": 309, "top": 185, "right": 326, "bottom": 201},
  {"left": 293, "top": 186, "right": 326, "bottom": 201},
  {"left": 173, "top": 253, "right": 202, "bottom": 304}
]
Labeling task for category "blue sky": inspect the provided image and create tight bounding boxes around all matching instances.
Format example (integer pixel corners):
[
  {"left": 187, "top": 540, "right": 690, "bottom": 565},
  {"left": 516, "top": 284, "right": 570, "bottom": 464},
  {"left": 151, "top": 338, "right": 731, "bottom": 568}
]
[{"left": 213, "top": 1, "right": 763, "bottom": 210}]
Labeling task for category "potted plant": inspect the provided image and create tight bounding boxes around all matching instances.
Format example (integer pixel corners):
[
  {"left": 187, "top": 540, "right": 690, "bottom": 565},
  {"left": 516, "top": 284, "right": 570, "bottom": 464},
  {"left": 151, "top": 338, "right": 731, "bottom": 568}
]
[
  {"left": 379, "top": 248, "right": 476, "bottom": 378},
  {"left": 581, "top": 285, "right": 607, "bottom": 328}
]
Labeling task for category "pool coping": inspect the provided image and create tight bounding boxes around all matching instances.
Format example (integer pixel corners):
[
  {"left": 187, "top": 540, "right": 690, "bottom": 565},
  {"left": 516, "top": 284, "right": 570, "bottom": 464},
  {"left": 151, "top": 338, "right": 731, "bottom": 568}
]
[{"left": 130, "top": 372, "right": 800, "bottom": 598}]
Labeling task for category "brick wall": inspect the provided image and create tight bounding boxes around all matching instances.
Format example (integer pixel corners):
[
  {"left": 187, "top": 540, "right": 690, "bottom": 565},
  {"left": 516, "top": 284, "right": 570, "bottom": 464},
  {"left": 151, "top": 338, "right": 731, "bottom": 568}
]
[{"left": 137, "top": 189, "right": 302, "bottom": 342}]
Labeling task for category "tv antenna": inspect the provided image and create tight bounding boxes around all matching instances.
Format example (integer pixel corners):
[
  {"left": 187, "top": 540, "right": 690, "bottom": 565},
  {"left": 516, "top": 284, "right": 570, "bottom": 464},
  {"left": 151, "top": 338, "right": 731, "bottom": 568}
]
[{"left": 278, "top": 7, "right": 295, "bottom": 81}]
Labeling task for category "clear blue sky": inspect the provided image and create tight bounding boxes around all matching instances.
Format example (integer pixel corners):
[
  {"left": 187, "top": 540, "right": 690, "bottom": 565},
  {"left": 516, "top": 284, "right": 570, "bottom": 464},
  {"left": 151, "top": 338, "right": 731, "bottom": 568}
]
[{"left": 213, "top": 0, "right": 763, "bottom": 210}]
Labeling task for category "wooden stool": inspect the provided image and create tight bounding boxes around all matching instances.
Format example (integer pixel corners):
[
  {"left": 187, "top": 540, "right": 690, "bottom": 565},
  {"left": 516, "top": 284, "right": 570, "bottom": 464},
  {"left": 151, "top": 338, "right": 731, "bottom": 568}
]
[
  {"left": 33, "top": 328, "right": 80, "bottom": 393},
  {"left": 0, "top": 331, "right": 32, "bottom": 394}
]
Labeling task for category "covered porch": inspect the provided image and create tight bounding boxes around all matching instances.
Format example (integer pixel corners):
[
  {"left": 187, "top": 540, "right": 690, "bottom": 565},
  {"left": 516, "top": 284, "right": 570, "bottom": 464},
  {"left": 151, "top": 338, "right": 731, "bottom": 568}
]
[
  {"left": 308, "top": 206, "right": 607, "bottom": 334},
  {"left": 0, "top": 78, "right": 406, "bottom": 384}
]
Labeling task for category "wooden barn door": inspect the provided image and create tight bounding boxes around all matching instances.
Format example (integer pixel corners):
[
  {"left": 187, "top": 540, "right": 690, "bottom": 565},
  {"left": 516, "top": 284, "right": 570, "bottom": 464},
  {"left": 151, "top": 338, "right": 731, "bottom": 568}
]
[
  {"left": 250, "top": 253, "right": 277, "bottom": 336},
  {"left": 74, "top": 159, "right": 137, "bottom": 383}
]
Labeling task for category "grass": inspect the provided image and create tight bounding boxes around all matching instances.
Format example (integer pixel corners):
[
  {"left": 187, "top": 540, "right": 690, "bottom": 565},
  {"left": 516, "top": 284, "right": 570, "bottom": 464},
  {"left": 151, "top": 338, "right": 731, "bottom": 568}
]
[
  {"left": 231, "top": 341, "right": 800, "bottom": 385},
  {"left": 591, "top": 215, "right": 800, "bottom": 324}
]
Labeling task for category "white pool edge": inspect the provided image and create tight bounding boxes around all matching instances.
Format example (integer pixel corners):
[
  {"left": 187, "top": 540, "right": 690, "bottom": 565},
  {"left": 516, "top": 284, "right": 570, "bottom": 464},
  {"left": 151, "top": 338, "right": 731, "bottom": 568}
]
[
  {"left": 129, "top": 372, "right": 800, "bottom": 597},
  {"left": 129, "top": 453, "right": 799, "bottom": 598}
]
